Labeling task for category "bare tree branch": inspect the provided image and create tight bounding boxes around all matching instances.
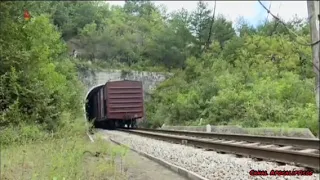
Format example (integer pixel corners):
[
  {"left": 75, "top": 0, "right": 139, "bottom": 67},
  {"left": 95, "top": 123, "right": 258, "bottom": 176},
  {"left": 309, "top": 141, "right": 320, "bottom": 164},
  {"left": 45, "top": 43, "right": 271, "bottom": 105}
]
[{"left": 205, "top": 1, "right": 216, "bottom": 49}]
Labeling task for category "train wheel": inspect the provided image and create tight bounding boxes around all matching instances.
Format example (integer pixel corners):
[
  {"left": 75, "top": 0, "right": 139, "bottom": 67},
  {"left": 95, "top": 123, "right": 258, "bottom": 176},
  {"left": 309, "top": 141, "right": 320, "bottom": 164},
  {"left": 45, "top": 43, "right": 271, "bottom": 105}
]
[
  {"left": 118, "top": 121, "right": 125, "bottom": 128},
  {"left": 125, "top": 121, "right": 130, "bottom": 129},
  {"left": 93, "top": 120, "right": 99, "bottom": 128},
  {"left": 107, "top": 120, "right": 116, "bottom": 130},
  {"left": 131, "top": 120, "right": 137, "bottom": 129},
  {"left": 98, "top": 121, "right": 107, "bottom": 129},
  {"left": 115, "top": 121, "right": 120, "bottom": 128}
]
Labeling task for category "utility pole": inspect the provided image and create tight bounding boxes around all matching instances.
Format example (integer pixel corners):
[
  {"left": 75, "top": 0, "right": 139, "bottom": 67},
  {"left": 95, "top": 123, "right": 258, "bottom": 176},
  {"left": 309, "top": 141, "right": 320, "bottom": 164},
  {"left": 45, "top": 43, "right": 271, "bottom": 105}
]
[{"left": 307, "top": 1, "right": 320, "bottom": 112}]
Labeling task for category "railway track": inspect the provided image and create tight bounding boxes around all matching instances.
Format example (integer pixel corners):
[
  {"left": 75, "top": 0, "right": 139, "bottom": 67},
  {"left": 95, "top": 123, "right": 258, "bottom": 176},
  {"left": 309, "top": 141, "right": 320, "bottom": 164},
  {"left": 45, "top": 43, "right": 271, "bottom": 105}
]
[
  {"left": 119, "top": 128, "right": 320, "bottom": 171},
  {"left": 136, "top": 128, "right": 320, "bottom": 149}
]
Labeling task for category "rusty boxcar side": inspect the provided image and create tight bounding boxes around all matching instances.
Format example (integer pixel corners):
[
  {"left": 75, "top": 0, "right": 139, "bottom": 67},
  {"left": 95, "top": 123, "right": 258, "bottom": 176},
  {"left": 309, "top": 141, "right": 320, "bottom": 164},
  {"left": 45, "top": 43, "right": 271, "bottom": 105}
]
[
  {"left": 105, "top": 80, "right": 144, "bottom": 122},
  {"left": 86, "top": 80, "right": 144, "bottom": 129}
]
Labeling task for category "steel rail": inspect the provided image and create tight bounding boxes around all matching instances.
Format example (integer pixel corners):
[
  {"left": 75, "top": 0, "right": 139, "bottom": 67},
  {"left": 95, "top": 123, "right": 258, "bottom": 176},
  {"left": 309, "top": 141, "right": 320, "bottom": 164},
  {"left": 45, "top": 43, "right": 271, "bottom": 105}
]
[
  {"left": 119, "top": 129, "right": 320, "bottom": 171},
  {"left": 136, "top": 128, "right": 320, "bottom": 150}
]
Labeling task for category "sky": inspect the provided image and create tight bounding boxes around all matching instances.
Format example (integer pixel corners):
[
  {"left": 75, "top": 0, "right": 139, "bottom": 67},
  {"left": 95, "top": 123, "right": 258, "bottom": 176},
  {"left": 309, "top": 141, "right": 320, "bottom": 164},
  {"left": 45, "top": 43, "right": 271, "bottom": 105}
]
[{"left": 106, "top": 1, "right": 308, "bottom": 27}]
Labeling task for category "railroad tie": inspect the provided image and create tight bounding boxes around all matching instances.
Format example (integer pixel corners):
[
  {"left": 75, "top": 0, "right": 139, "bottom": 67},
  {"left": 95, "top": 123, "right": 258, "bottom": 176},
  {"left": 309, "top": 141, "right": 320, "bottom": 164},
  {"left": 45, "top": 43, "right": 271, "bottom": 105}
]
[
  {"left": 259, "top": 144, "right": 276, "bottom": 148},
  {"left": 212, "top": 140, "right": 224, "bottom": 143},
  {"left": 298, "top": 148, "right": 319, "bottom": 154},
  {"left": 276, "top": 146, "right": 293, "bottom": 150},
  {"left": 230, "top": 141, "right": 246, "bottom": 145},
  {"left": 242, "top": 142, "right": 260, "bottom": 146}
]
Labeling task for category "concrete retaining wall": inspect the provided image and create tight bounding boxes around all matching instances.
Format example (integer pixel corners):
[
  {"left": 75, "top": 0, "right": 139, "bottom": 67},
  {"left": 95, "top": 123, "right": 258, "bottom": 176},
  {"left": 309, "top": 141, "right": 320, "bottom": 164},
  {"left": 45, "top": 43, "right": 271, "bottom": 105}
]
[{"left": 161, "top": 125, "right": 317, "bottom": 138}]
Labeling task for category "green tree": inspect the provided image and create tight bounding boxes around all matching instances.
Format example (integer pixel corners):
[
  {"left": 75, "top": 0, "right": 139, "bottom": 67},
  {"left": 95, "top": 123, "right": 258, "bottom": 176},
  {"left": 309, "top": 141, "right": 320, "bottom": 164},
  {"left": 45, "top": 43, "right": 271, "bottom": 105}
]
[
  {"left": 235, "top": 17, "right": 257, "bottom": 37},
  {"left": 190, "top": 1, "right": 212, "bottom": 53},
  {"left": 210, "top": 15, "right": 236, "bottom": 48},
  {"left": 0, "top": 3, "right": 83, "bottom": 133}
]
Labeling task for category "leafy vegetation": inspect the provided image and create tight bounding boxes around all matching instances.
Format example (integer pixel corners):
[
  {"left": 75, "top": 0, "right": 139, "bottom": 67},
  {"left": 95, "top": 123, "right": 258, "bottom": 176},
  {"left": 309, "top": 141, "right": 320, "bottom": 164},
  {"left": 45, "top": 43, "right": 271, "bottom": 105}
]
[
  {"left": 1, "top": 124, "right": 129, "bottom": 179},
  {"left": 0, "top": 1, "right": 318, "bottom": 178},
  {"left": 0, "top": 2, "right": 129, "bottom": 179},
  {"left": 0, "top": 2, "right": 84, "bottom": 145}
]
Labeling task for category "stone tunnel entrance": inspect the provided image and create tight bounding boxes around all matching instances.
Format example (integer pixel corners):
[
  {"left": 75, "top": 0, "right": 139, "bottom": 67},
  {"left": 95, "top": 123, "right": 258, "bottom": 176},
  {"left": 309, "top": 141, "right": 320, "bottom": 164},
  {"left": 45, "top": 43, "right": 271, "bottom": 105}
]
[{"left": 81, "top": 70, "right": 171, "bottom": 123}]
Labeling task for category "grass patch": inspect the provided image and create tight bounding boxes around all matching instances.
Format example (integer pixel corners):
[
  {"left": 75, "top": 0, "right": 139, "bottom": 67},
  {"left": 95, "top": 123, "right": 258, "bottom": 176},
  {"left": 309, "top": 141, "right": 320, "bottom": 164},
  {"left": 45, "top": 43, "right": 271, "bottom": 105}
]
[{"left": 1, "top": 120, "right": 129, "bottom": 180}]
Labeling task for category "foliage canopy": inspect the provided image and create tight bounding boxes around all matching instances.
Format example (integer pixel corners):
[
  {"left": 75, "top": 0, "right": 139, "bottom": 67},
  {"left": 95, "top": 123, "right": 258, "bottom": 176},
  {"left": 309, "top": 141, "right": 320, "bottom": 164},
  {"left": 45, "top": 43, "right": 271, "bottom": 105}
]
[{"left": 0, "top": 1, "right": 318, "bottom": 141}]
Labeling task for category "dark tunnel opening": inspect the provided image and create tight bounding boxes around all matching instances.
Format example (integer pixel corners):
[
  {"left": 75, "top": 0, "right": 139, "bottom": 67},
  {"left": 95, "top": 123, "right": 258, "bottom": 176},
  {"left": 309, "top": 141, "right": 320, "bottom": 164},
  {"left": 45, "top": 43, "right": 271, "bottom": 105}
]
[{"left": 85, "top": 85, "right": 104, "bottom": 123}]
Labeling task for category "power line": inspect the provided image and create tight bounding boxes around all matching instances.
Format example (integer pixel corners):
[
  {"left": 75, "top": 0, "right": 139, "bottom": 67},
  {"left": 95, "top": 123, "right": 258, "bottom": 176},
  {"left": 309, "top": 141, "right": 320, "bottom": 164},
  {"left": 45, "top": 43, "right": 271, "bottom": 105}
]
[
  {"left": 265, "top": 2, "right": 272, "bottom": 23},
  {"left": 258, "top": 0, "right": 320, "bottom": 47}
]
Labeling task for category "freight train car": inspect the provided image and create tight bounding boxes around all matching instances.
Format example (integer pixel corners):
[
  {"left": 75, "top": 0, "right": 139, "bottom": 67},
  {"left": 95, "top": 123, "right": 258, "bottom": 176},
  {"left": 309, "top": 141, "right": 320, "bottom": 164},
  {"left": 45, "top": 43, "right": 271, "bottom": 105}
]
[{"left": 86, "top": 80, "right": 144, "bottom": 129}]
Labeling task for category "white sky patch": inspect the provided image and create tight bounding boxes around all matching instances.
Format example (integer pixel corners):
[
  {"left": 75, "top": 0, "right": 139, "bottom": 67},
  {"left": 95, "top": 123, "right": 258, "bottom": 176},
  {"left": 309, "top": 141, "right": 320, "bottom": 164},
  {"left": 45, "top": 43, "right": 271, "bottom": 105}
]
[
  {"left": 262, "top": 1, "right": 308, "bottom": 21},
  {"left": 105, "top": 1, "right": 308, "bottom": 26}
]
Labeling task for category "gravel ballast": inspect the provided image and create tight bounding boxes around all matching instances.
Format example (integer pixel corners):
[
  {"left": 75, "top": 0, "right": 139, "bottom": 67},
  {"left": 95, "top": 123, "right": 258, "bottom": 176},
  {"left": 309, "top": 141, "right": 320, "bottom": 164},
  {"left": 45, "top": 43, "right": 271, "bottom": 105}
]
[{"left": 99, "top": 130, "right": 319, "bottom": 180}]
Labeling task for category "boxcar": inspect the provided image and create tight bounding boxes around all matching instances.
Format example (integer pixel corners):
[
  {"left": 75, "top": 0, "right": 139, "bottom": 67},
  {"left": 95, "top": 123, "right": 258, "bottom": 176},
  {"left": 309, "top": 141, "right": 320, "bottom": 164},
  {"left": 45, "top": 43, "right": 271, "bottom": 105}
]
[
  {"left": 105, "top": 80, "right": 144, "bottom": 128},
  {"left": 87, "top": 80, "right": 144, "bottom": 129}
]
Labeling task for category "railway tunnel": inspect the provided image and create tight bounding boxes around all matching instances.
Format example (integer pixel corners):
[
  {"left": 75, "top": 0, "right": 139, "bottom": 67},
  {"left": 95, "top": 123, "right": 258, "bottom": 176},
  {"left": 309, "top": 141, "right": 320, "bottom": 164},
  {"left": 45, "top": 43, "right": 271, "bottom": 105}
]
[{"left": 82, "top": 70, "right": 172, "bottom": 126}]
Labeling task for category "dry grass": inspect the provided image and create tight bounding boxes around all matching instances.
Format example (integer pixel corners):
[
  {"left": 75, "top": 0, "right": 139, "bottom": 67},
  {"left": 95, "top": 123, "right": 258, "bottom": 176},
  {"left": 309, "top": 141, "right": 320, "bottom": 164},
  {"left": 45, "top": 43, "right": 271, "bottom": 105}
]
[{"left": 1, "top": 134, "right": 129, "bottom": 180}]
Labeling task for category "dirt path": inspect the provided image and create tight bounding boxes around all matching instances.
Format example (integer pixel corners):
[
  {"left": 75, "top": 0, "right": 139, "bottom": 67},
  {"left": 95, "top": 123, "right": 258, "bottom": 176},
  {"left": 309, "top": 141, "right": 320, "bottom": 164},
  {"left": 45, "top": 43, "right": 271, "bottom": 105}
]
[
  {"left": 120, "top": 150, "right": 187, "bottom": 180},
  {"left": 93, "top": 131, "right": 187, "bottom": 180}
]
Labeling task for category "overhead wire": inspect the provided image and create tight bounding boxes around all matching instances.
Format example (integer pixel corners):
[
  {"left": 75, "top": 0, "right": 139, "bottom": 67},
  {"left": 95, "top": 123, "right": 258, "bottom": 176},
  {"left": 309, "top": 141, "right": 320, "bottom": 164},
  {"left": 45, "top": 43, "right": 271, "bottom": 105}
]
[
  {"left": 269, "top": 3, "right": 282, "bottom": 37},
  {"left": 269, "top": 3, "right": 281, "bottom": 37},
  {"left": 264, "top": 1, "right": 279, "bottom": 37},
  {"left": 265, "top": 2, "right": 272, "bottom": 24},
  {"left": 262, "top": 1, "right": 284, "bottom": 71},
  {"left": 257, "top": 0, "right": 320, "bottom": 47}
]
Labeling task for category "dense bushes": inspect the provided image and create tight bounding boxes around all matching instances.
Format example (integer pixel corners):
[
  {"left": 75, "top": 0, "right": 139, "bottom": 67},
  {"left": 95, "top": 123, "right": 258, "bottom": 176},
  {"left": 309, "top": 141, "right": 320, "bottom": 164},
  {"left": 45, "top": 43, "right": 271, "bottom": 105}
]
[
  {"left": 0, "top": 5, "right": 84, "bottom": 145},
  {"left": 147, "top": 34, "right": 319, "bottom": 136}
]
